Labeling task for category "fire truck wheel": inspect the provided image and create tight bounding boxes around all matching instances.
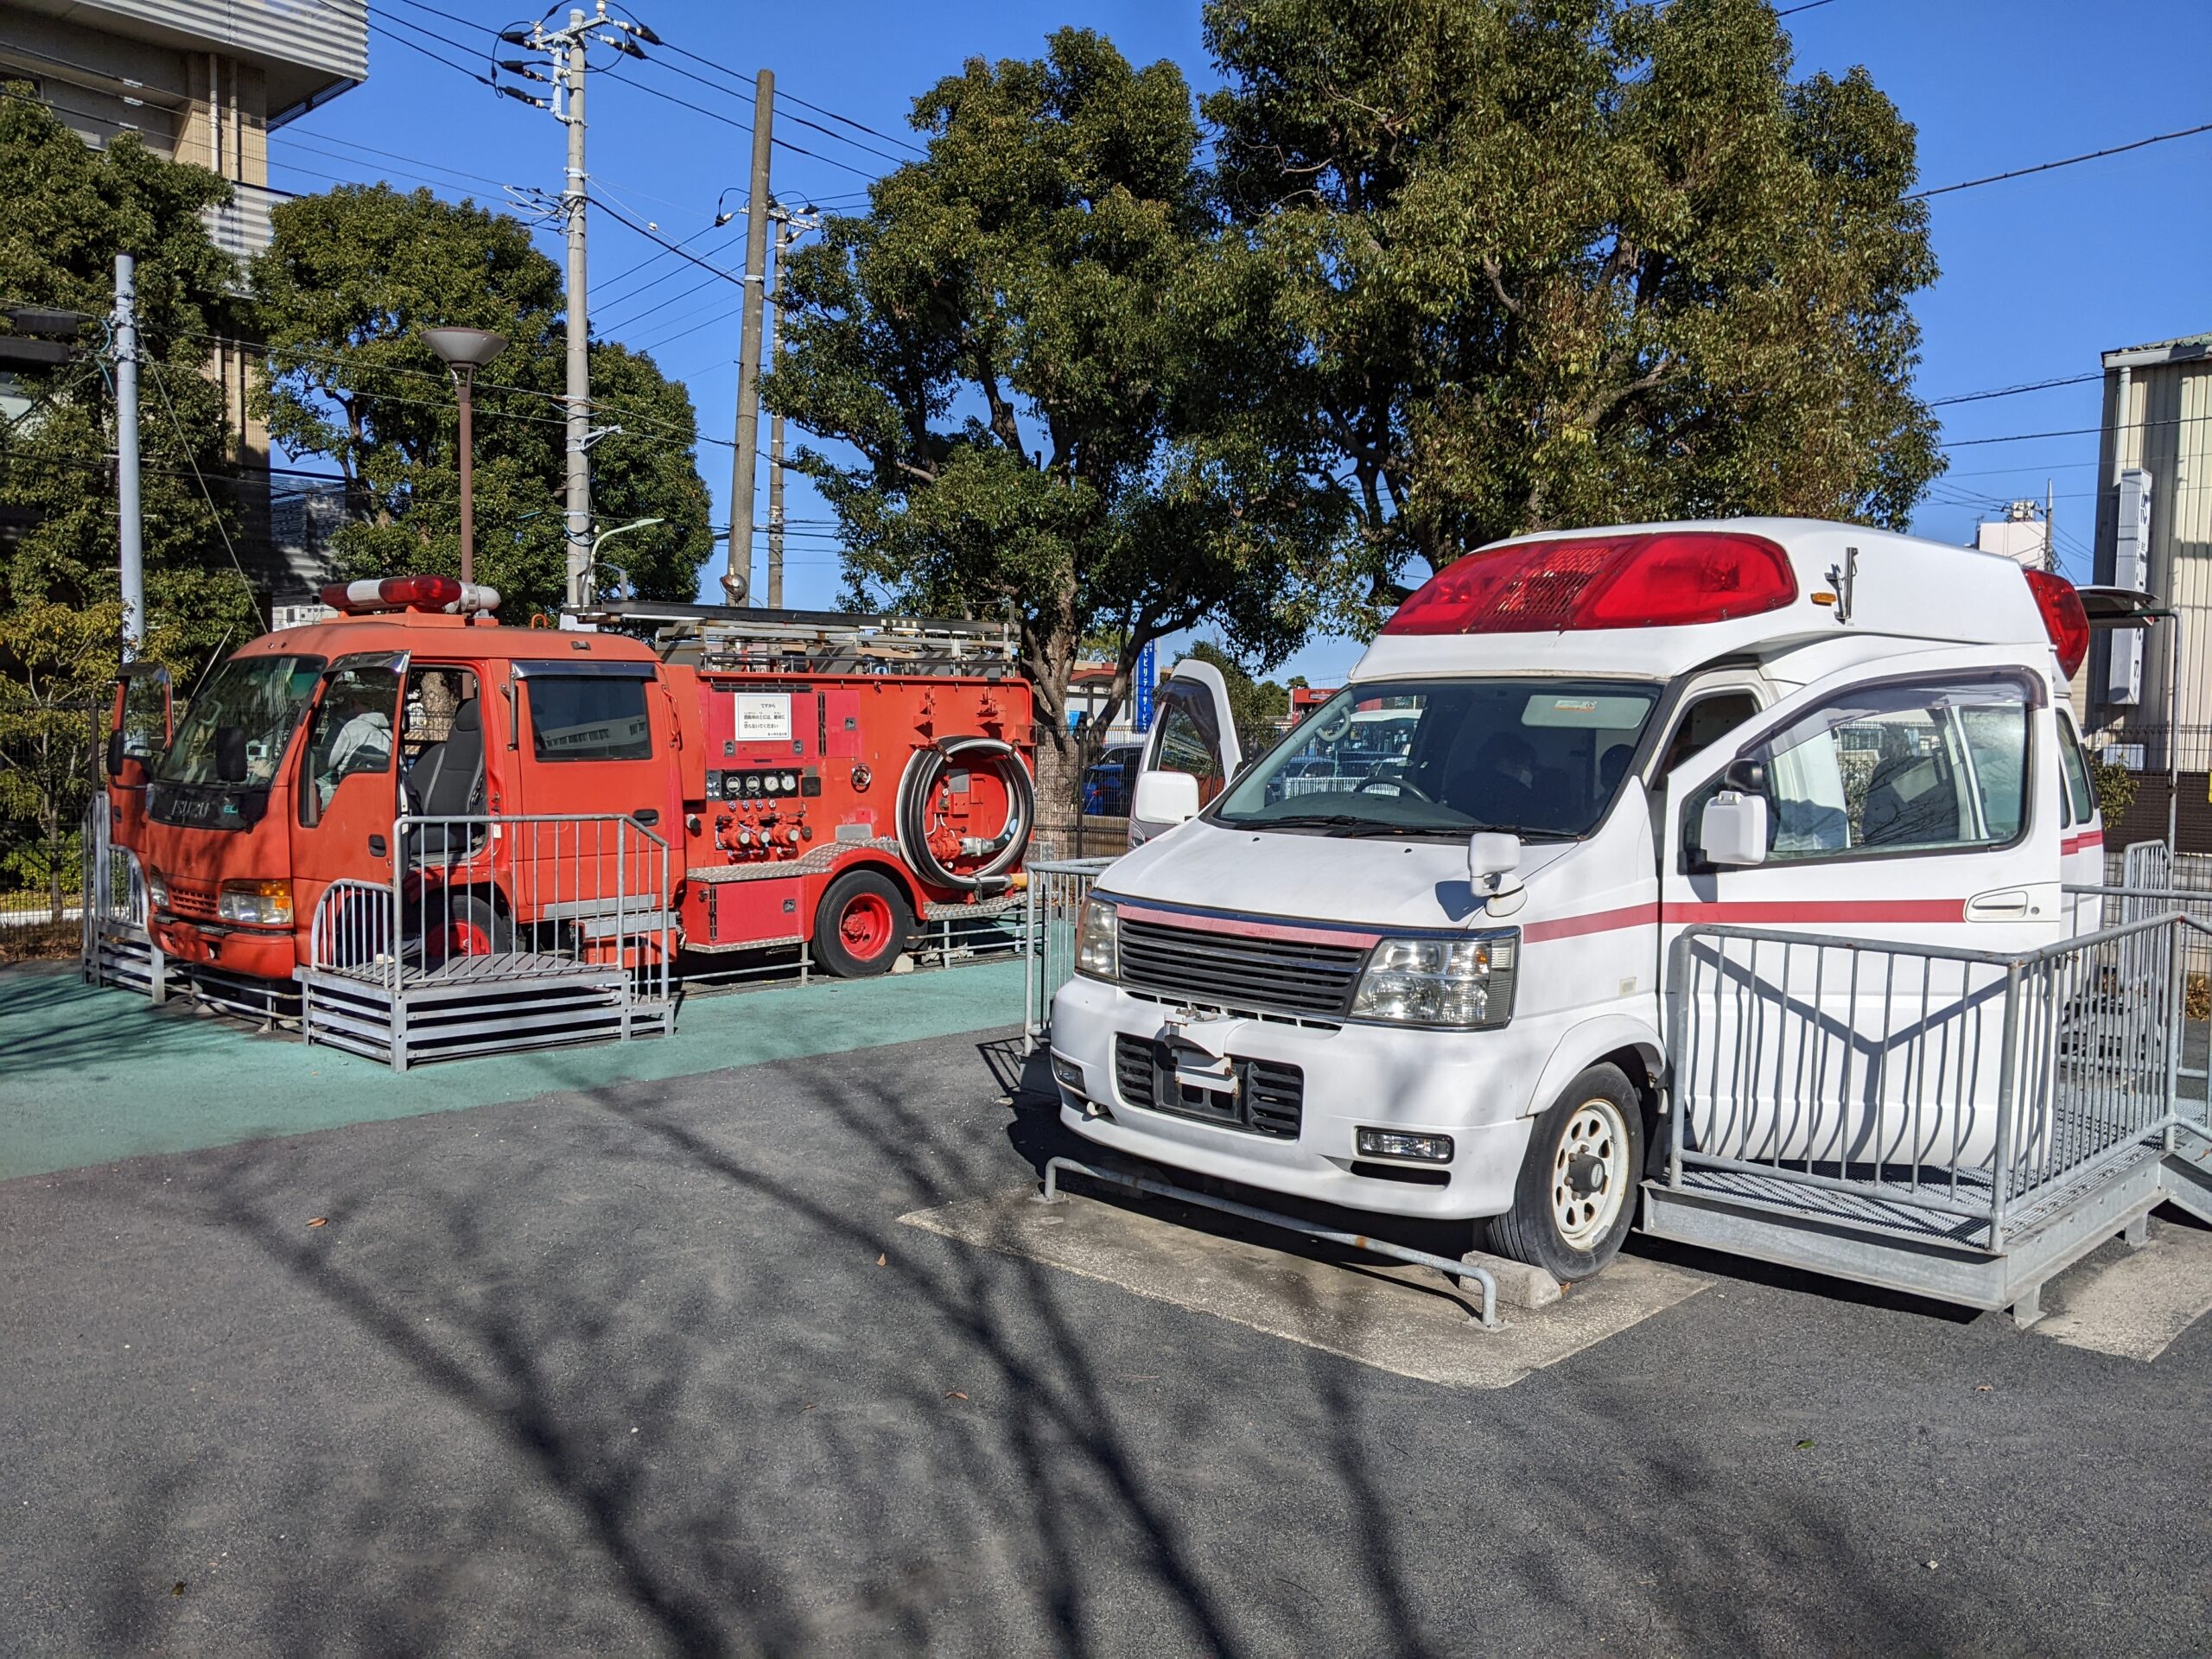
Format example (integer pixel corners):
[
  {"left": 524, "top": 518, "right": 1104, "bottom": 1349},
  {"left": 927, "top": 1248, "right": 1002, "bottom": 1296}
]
[
  {"left": 423, "top": 892, "right": 514, "bottom": 969},
  {"left": 1485, "top": 1064, "right": 1644, "bottom": 1282},
  {"left": 814, "top": 869, "right": 911, "bottom": 978}
]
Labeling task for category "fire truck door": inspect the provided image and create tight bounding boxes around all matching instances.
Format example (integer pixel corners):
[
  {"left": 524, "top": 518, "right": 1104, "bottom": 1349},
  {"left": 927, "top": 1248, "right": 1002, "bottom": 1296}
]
[
  {"left": 510, "top": 661, "right": 680, "bottom": 915},
  {"left": 290, "top": 652, "right": 409, "bottom": 937},
  {"left": 105, "top": 663, "right": 171, "bottom": 845}
]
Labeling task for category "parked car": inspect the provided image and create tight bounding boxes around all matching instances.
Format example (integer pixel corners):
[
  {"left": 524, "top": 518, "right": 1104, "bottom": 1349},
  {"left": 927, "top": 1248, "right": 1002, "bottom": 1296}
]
[{"left": 1082, "top": 744, "right": 1145, "bottom": 816}]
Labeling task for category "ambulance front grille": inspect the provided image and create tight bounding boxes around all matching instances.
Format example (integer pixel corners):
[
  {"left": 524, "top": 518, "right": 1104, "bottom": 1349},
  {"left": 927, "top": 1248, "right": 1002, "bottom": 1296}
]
[
  {"left": 1112, "top": 1035, "right": 1304, "bottom": 1141},
  {"left": 1116, "top": 917, "right": 1364, "bottom": 1020}
]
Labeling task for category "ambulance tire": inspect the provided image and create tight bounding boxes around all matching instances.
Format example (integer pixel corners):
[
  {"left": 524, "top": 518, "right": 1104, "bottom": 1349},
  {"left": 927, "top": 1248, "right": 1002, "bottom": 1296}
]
[
  {"left": 423, "top": 892, "right": 514, "bottom": 969},
  {"left": 814, "top": 868, "right": 912, "bottom": 978},
  {"left": 1487, "top": 1064, "right": 1644, "bottom": 1282}
]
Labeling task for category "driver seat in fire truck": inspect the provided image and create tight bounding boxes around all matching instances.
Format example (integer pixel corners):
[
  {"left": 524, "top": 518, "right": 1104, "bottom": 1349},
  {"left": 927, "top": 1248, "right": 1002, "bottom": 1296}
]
[{"left": 405, "top": 698, "right": 486, "bottom": 861}]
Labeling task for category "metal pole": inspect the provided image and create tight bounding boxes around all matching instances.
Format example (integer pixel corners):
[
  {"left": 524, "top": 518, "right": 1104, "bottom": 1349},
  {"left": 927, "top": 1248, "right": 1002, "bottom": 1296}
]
[
  {"left": 725, "top": 67, "right": 773, "bottom": 605},
  {"left": 766, "top": 208, "right": 788, "bottom": 610},
  {"left": 456, "top": 367, "right": 475, "bottom": 586},
  {"left": 2165, "top": 612, "right": 2181, "bottom": 855},
  {"left": 562, "top": 12, "right": 592, "bottom": 610},
  {"left": 114, "top": 252, "right": 143, "bottom": 661}
]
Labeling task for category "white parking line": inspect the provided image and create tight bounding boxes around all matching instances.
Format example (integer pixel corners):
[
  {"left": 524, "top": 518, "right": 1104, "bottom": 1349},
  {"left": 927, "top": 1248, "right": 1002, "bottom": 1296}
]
[
  {"left": 900, "top": 1186, "right": 1707, "bottom": 1389},
  {"left": 2035, "top": 1218, "right": 2212, "bottom": 1363}
]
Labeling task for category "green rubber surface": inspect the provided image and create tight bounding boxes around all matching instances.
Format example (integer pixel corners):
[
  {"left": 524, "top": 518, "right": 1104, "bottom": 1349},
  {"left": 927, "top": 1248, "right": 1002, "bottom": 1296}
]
[{"left": 0, "top": 958, "right": 1024, "bottom": 1182}]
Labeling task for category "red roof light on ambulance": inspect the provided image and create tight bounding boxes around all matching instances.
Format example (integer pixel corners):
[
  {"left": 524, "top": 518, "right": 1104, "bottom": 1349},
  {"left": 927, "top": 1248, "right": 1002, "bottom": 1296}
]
[
  {"left": 1382, "top": 531, "right": 1796, "bottom": 636},
  {"left": 2023, "top": 569, "right": 2089, "bottom": 680},
  {"left": 317, "top": 575, "right": 501, "bottom": 616}
]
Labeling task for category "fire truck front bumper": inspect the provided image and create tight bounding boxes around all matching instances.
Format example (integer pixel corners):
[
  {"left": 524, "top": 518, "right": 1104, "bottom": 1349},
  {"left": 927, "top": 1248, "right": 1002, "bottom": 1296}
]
[{"left": 148, "top": 914, "right": 298, "bottom": 981}]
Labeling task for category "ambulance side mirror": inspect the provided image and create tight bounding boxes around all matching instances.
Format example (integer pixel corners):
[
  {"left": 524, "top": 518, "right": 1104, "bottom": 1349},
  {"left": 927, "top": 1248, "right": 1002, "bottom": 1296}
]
[
  {"left": 1132, "top": 769, "right": 1200, "bottom": 827},
  {"left": 1700, "top": 791, "right": 1769, "bottom": 868},
  {"left": 1469, "top": 830, "right": 1523, "bottom": 895}
]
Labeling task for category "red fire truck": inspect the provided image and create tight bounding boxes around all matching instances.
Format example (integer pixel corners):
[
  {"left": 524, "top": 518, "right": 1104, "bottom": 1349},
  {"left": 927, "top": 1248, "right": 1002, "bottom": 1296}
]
[{"left": 104, "top": 579, "right": 1036, "bottom": 992}]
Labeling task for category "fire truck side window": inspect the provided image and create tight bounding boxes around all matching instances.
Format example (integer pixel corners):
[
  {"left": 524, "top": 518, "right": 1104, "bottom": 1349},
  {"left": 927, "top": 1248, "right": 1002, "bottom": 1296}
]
[
  {"left": 524, "top": 675, "right": 654, "bottom": 762},
  {"left": 302, "top": 665, "right": 401, "bottom": 812}
]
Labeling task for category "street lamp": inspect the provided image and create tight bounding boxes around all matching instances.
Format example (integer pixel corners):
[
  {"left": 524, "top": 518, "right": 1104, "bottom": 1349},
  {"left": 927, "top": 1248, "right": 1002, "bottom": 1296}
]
[
  {"left": 586, "top": 516, "right": 665, "bottom": 607},
  {"left": 423, "top": 326, "right": 507, "bottom": 585}
]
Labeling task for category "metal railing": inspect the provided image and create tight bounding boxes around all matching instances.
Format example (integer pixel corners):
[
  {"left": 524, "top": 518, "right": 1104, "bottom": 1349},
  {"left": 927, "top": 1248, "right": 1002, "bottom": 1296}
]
[
  {"left": 307, "top": 812, "right": 676, "bottom": 1001},
  {"left": 1023, "top": 856, "right": 1116, "bottom": 1050},
  {"left": 1668, "top": 909, "right": 2200, "bottom": 1251},
  {"left": 76, "top": 793, "right": 167, "bottom": 998}
]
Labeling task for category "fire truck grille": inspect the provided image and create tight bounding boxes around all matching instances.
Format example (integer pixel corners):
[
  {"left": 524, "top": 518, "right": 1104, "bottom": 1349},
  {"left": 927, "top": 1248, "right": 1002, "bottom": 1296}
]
[
  {"left": 168, "top": 882, "right": 219, "bottom": 920},
  {"left": 1116, "top": 916, "right": 1364, "bottom": 1020},
  {"left": 1112, "top": 1035, "right": 1304, "bottom": 1140}
]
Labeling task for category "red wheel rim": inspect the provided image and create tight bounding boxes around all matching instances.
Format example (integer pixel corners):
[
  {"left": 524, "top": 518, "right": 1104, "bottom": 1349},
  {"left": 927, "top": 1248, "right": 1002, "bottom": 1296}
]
[
  {"left": 837, "top": 892, "right": 893, "bottom": 959},
  {"left": 443, "top": 920, "right": 491, "bottom": 957}
]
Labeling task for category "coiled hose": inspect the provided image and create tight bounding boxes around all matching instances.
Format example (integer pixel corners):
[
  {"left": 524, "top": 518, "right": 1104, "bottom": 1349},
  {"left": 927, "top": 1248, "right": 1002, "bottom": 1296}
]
[{"left": 893, "top": 736, "right": 1035, "bottom": 893}]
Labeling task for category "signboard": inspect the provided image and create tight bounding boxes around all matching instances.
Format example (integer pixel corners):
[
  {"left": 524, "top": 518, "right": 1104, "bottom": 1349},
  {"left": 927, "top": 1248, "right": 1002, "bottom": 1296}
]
[
  {"left": 1135, "top": 639, "right": 1156, "bottom": 734},
  {"left": 2106, "top": 467, "right": 2152, "bottom": 706},
  {"left": 733, "top": 692, "right": 792, "bottom": 743}
]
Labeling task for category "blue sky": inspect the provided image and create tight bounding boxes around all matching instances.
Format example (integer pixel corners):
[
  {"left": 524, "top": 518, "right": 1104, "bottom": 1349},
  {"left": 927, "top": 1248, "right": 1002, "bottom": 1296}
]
[{"left": 275, "top": 0, "right": 2212, "bottom": 685}]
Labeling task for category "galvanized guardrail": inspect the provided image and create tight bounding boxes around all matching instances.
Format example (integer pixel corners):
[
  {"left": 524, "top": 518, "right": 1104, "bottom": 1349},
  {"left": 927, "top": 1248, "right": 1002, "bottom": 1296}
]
[
  {"left": 303, "top": 811, "right": 676, "bottom": 1069},
  {"left": 1023, "top": 855, "right": 1115, "bottom": 1051},
  {"left": 77, "top": 796, "right": 166, "bottom": 1000}
]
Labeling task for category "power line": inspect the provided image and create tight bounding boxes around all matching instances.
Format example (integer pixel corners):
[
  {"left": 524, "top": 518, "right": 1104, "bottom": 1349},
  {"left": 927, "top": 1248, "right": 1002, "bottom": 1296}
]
[
  {"left": 1910, "top": 118, "right": 2212, "bottom": 200},
  {"left": 587, "top": 194, "right": 748, "bottom": 289},
  {"left": 1938, "top": 409, "right": 2212, "bottom": 450},
  {"left": 1928, "top": 371, "right": 2101, "bottom": 408}
]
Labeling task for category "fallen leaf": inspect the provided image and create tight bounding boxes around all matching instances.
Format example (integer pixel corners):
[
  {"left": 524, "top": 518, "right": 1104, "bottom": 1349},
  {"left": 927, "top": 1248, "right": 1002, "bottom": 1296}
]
[
  {"left": 875, "top": 1253, "right": 886, "bottom": 1267},
  {"left": 171, "top": 1582, "right": 186, "bottom": 1596},
  {"left": 306, "top": 1217, "right": 328, "bottom": 1229},
  {"left": 1974, "top": 1384, "right": 1993, "bottom": 1393},
  {"left": 944, "top": 1390, "right": 968, "bottom": 1402},
  {"left": 1795, "top": 1439, "right": 1815, "bottom": 1450}
]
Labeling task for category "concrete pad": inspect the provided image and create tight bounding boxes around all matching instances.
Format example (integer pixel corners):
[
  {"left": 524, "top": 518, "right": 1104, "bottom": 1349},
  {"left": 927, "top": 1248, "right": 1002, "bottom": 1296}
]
[
  {"left": 2036, "top": 1218, "right": 2212, "bottom": 1363},
  {"left": 899, "top": 1185, "right": 1707, "bottom": 1389}
]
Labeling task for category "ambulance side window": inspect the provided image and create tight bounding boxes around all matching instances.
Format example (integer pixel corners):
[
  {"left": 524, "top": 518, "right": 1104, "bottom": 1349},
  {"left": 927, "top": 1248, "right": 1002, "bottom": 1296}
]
[
  {"left": 1659, "top": 690, "right": 1761, "bottom": 779},
  {"left": 2057, "top": 711, "right": 2096, "bottom": 824},
  {"left": 1688, "top": 674, "right": 2035, "bottom": 866}
]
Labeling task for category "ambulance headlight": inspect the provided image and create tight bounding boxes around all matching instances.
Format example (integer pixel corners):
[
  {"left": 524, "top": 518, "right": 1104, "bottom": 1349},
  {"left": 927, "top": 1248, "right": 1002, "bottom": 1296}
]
[
  {"left": 1075, "top": 897, "right": 1118, "bottom": 982},
  {"left": 217, "top": 877, "right": 293, "bottom": 927},
  {"left": 1351, "top": 932, "right": 1516, "bottom": 1028}
]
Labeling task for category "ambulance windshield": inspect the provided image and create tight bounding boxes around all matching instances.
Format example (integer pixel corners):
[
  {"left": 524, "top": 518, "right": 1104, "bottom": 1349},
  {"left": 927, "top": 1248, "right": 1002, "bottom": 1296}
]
[{"left": 1214, "top": 678, "right": 1661, "bottom": 840}]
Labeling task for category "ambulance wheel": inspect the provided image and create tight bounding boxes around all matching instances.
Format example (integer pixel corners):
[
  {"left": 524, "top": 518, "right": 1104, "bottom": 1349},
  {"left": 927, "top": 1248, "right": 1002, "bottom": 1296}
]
[
  {"left": 423, "top": 892, "right": 513, "bottom": 969},
  {"left": 1487, "top": 1064, "right": 1643, "bottom": 1282},
  {"left": 814, "top": 869, "right": 910, "bottom": 978}
]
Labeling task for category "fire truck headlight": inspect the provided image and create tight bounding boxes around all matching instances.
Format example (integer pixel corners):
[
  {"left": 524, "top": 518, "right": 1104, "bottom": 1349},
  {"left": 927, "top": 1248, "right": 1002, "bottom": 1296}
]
[
  {"left": 143, "top": 865, "right": 168, "bottom": 910},
  {"left": 1351, "top": 932, "right": 1516, "bottom": 1028},
  {"left": 1075, "top": 897, "right": 1118, "bottom": 982},
  {"left": 217, "top": 878, "right": 293, "bottom": 928}
]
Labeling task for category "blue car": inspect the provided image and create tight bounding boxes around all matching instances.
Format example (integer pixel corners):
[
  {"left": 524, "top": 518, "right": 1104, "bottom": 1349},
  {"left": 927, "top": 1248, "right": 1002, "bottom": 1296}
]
[{"left": 1081, "top": 744, "right": 1144, "bottom": 816}]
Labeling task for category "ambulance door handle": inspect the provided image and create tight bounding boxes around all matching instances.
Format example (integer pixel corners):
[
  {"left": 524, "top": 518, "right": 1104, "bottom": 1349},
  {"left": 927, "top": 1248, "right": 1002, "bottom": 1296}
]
[{"left": 1966, "top": 887, "right": 2030, "bottom": 920}]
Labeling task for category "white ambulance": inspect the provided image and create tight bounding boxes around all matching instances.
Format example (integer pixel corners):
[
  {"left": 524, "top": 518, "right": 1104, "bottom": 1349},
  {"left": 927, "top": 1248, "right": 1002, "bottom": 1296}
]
[{"left": 1050, "top": 519, "right": 2107, "bottom": 1280}]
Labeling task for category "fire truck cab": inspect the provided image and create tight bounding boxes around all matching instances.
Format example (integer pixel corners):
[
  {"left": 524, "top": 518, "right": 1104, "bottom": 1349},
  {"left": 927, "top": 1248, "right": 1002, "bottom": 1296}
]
[{"left": 117, "top": 580, "right": 1035, "bottom": 988}]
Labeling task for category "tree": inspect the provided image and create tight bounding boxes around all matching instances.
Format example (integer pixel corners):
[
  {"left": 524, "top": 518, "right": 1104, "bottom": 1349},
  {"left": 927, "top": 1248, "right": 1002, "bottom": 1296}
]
[
  {"left": 766, "top": 29, "right": 1354, "bottom": 812},
  {"left": 250, "top": 185, "right": 713, "bottom": 617},
  {"left": 1205, "top": 0, "right": 1943, "bottom": 607},
  {"left": 0, "top": 87, "right": 258, "bottom": 677}
]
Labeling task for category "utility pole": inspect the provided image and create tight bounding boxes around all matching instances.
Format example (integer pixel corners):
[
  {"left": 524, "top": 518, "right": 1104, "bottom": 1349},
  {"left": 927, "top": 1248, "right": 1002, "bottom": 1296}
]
[
  {"left": 113, "top": 253, "right": 143, "bottom": 662},
  {"left": 497, "top": 3, "right": 658, "bottom": 608},
  {"left": 763, "top": 204, "right": 820, "bottom": 609},
  {"left": 726, "top": 67, "right": 774, "bottom": 606}
]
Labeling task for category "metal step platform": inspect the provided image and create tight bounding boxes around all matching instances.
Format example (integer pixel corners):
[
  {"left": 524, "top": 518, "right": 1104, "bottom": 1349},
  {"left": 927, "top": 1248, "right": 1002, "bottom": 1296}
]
[{"left": 301, "top": 952, "right": 675, "bottom": 1071}]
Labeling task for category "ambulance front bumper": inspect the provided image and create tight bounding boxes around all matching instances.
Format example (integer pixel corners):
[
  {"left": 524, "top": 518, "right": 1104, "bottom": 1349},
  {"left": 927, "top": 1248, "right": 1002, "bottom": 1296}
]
[{"left": 1048, "top": 976, "right": 1542, "bottom": 1221}]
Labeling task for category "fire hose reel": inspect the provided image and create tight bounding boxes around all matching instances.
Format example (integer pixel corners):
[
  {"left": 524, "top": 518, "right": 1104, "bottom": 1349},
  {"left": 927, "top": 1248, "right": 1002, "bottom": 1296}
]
[{"left": 893, "top": 736, "right": 1034, "bottom": 894}]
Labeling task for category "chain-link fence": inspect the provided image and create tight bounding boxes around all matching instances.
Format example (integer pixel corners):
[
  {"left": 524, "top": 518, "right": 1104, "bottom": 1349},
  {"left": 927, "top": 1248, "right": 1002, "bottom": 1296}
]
[{"left": 0, "top": 694, "right": 103, "bottom": 953}]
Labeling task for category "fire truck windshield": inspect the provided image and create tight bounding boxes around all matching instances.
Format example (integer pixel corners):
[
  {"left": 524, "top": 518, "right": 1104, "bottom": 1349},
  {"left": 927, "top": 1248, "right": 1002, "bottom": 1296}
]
[{"left": 156, "top": 655, "right": 325, "bottom": 789}]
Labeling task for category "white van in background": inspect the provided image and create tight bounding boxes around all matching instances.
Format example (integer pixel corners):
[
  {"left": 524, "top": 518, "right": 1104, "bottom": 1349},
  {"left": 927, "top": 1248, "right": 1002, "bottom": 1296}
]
[{"left": 1050, "top": 519, "right": 2105, "bottom": 1280}]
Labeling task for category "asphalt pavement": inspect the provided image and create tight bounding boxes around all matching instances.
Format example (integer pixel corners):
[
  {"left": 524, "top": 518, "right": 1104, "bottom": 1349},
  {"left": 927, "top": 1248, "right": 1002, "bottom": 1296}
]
[{"left": 2, "top": 993, "right": 2208, "bottom": 1655}]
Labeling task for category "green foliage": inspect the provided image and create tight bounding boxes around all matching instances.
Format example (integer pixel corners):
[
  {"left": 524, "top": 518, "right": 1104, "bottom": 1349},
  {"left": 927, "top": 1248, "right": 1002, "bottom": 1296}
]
[
  {"left": 249, "top": 185, "right": 712, "bottom": 617},
  {"left": 1204, "top": 0, "right": 1944, "bottom": 604},
  {"left": 766, "top": 29, "right": 1356, "bottom": 785},
  {"left": 0, "top": 87, "right": 258, "bottom": 681},
  {"left": 2088, "top": 752, "right": 2138, "bottom": 828}
]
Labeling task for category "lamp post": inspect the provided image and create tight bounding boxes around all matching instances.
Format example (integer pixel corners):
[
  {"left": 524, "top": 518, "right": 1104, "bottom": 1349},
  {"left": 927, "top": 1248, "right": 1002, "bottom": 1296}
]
[
  {"left": 587, "top": 516, "right": 665, "bottom": 606},
  {"left": 423, "top": 327, "right": 507, "bottom": 585}
]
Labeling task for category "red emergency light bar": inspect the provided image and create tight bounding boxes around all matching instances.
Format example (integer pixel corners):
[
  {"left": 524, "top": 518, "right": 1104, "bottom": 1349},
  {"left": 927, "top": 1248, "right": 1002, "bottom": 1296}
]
[
  {"left": 318, "top": 575, "right": 500, "bottom": 616},
  {"left": 2024, "top": 569, "right": 2089, "bottom": 679},
  {"left": 1382, "top": 531, "right": 1796, "bottom": 636}
]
